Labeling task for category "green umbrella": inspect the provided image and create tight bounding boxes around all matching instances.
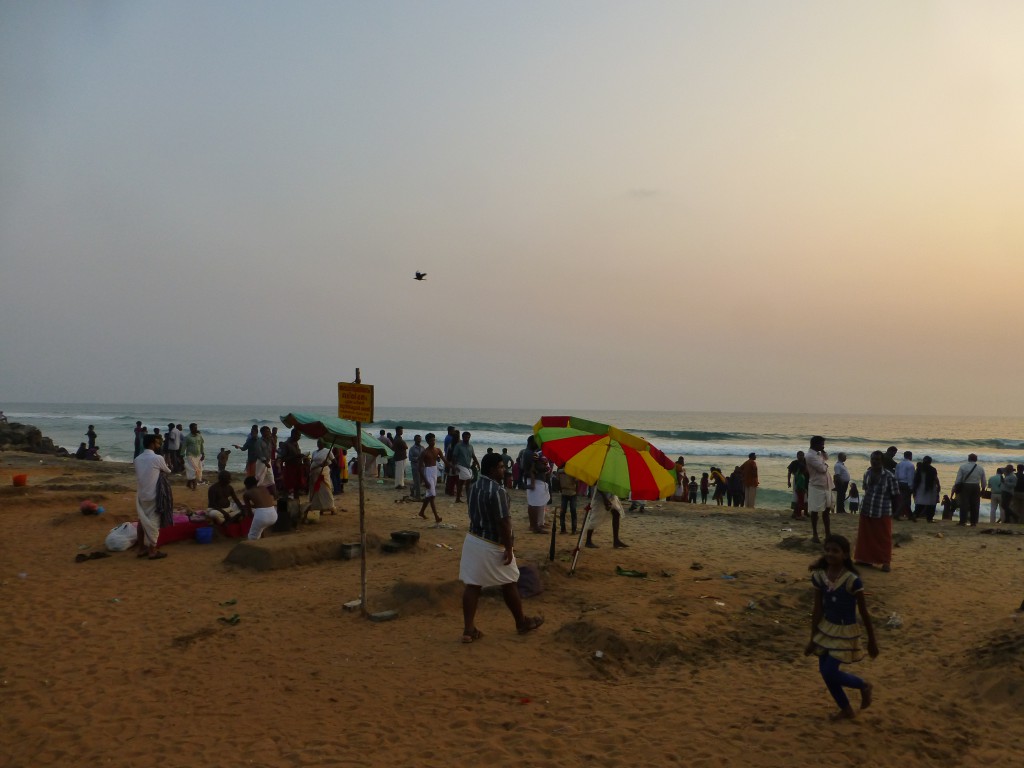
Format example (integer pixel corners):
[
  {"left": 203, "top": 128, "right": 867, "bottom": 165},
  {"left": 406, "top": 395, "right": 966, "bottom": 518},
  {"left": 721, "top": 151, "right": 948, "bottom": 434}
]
[{"left": 279, "top": 412, "right": 393, "bottom": 457}]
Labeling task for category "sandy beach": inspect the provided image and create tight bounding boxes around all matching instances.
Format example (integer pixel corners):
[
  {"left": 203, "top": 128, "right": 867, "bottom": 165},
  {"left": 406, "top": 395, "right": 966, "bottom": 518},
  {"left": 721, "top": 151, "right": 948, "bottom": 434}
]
[{"left": 3, "top": 453, "right": 1024, "bottom": 768}]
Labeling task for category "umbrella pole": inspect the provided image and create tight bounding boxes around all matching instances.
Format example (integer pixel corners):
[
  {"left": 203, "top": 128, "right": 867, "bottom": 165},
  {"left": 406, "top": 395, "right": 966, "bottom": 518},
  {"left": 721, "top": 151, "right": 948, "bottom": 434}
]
[
  {"left": 548, "top": 505, "right": 557, "bottom": 562},
  {"left": 569, "top": 500, "right": 592, "bottom": 575}
]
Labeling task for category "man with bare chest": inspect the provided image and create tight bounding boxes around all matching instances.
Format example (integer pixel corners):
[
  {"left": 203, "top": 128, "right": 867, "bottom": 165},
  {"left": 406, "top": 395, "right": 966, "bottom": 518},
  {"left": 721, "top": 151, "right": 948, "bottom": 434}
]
[
  {"left": 417, "top": 432, "right": 448, "bottom": 524},
  {"left": 241, "top": 477, "right": 278, "bottom": 540}
]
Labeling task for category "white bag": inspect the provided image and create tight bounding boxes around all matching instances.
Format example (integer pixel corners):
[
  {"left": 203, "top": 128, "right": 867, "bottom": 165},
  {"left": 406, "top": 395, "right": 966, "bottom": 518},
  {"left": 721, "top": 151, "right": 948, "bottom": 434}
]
[{"left": 105, "top": 522, "right": 138, "bottom": 551}]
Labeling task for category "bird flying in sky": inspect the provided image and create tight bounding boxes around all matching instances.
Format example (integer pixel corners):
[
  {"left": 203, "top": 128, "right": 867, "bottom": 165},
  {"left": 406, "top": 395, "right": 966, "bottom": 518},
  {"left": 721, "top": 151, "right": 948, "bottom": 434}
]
[{"left": 414, "top": 272, "right": 427, "bottom": 281}]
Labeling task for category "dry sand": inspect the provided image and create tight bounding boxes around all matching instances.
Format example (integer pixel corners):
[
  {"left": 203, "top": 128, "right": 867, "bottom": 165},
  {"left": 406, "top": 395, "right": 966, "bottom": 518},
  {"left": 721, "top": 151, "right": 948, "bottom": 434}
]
[{"left": 3, "top": 453, "right": 1024, "bottom": 768}]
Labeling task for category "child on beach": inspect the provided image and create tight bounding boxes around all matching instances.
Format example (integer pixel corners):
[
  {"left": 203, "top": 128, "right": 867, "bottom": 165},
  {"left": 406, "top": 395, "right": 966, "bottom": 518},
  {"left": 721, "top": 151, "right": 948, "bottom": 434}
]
[
  {"left": 688, "top": 476, "right": 698, "bottom": 503},
  {"left": 700, "top": 472, "right": 709, "bottom": 503},
  {"left": 805, "top": 535, "right": 878, "bottom": 720},
  {"left": 847, "top": 482, "right": 860, "bottom": 513}
]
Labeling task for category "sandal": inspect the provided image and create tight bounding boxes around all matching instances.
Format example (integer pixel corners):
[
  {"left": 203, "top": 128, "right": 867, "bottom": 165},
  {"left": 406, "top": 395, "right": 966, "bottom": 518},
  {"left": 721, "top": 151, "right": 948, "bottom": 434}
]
[
  {"left": 461, "top": 628, "right": 484, "bottom": 644},
  {"left": 518, "top": 616, "right": 544, "bottom": 635},
  {"left": 147, "top": 551, "right": 168, "bottom": 560}
]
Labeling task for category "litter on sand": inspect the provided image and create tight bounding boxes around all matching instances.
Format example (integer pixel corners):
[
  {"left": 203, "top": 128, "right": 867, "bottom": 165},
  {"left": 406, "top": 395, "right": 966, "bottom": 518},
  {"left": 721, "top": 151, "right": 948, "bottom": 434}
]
[{"left": 615, "top": 566, "right": 648, "bottom": 578}]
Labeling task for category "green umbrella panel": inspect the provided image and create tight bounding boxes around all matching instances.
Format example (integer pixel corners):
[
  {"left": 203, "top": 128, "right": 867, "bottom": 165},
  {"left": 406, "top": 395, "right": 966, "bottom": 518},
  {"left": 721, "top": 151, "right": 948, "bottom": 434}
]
[{"left": 279, "top": 412, "right": 393, "bottom": 457}]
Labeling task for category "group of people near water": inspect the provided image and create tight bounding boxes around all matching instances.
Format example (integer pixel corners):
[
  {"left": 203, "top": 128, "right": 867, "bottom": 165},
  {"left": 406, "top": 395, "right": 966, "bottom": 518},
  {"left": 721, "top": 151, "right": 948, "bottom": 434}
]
[{"left": 123, "top": 416, "right": 1024, "bottom": 720}]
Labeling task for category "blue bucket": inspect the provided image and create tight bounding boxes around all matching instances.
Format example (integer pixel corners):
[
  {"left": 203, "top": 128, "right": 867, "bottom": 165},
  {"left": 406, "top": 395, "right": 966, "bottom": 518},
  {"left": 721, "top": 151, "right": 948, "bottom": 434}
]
[{"left": 195, "top": 527, "right": 214, "bottom": 544}]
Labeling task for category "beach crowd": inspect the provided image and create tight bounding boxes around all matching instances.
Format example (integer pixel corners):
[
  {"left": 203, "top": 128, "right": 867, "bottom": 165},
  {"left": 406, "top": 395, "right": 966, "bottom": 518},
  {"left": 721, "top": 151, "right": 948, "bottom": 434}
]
[{"left": 56, "top": 416, "right": 1020, "bottom": 722}]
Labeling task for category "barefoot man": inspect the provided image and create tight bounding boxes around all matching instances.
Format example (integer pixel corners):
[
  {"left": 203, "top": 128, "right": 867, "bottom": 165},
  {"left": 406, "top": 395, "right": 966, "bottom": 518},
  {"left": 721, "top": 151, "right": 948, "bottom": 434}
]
[
  {"left": 241, "top": 476, "right": 278, "bottom": 540},
  {"left": 417, "top": 433, "right": 447, "bottom": 524},
  {"left": 459, "top": 452, "right": 544, "bottom": 643}
]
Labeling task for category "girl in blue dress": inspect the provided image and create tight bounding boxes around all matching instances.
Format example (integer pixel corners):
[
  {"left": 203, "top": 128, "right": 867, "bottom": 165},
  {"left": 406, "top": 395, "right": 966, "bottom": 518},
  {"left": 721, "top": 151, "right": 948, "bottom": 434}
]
[{"left": 805, "top": 534, "right": 879, "bottom": 720}]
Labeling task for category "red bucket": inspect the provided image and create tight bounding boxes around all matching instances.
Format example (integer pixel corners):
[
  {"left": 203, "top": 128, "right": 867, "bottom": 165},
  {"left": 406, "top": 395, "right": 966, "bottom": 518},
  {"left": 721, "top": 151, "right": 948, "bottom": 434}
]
[{"left": 12, "top": 474, "right": 28, "bottom": 487}]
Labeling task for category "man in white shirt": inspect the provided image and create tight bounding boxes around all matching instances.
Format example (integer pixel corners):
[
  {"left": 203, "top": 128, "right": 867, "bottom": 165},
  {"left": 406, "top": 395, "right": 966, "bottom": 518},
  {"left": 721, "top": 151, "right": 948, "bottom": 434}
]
[
  {"left": 805, "top": 436, "right": 834, "bottom": 543},
  {"left": 134, "top": 433, "right": 171, "bottom": 559},
  {"left": 833, "top": 453, "right": 851, "bottom": 514},
  {"left": 164, "top": 422, "right": 181, "bottom": 473},
  {"left": 895, "top": 451, "right": 916, "bottom": 520},
  {"left": 953, "top": 454, "right": 986, "bottom": 527}
]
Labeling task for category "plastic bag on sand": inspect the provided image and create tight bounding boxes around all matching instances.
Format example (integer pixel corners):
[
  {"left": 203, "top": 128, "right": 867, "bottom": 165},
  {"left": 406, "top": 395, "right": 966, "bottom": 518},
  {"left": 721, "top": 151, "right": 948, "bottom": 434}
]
[{"left": 105, "top": 522, "right": 138, "bottom": 551}]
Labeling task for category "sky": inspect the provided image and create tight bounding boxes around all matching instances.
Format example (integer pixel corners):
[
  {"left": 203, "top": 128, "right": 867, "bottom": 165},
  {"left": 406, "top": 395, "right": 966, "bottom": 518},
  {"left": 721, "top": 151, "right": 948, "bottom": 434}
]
[{"left": 2, "top": 1, "right": 1023, "bottom": 416}]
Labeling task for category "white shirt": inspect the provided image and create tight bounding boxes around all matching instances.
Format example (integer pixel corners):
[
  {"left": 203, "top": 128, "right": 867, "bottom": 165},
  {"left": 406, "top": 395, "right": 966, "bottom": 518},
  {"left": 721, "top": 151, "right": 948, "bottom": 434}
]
[
  {"left": 833, "top": 460, "right": 850, "bottom": 484},
  {"left": 134, "top": 449, "right": 170, "bottom": 501},
  {"left": 805, "top": 449, "right": 834, "bottom": 490},
  {"left": 954, "top": 461, "right": 986, "bottom": 489},
  {"left": 310, "top": 447, "right": 331, "bottom": 472},
  {"left": 896, "top": 458, "right": 916, "bottom": 485}
]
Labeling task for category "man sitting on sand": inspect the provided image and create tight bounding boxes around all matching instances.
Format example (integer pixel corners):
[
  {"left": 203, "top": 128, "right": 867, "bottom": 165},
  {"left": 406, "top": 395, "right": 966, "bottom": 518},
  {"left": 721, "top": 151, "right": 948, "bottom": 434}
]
[
  {"left": 241, "top": 476, "right": 278, "bottom": 540},
  {"left": 207, "top": 471, "right": 244, "bottom": 524},
  {"left": 459, "top": 452, "right": 543, "bottom": 643}
]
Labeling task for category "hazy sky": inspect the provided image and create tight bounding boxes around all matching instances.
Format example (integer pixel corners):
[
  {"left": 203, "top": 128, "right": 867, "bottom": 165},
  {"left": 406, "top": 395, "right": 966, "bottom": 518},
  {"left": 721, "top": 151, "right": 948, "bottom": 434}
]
[{"left": 2, "top": 1, "right": 1022, "bottom": 415}]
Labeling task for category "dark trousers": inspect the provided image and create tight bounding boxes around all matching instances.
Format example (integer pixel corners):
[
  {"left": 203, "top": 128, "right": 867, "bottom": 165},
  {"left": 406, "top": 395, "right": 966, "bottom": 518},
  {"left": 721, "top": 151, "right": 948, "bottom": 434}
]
[
  {"left": 819, "top": 653, "right": 865, "bottom": 711},
  {"left": 897, "top": 482, "right": 912, "bottom": 518},
  {"left": 834, "top": 480, "right": 849, "bottom": 513},
  {"left": 560, "top": 495, "right": 578, "bottom": 532},
  {"left": 1004, "top": 492, "right": 1017, "bottom": 523},
  {"left": 958, "top": 484, "right": 981, "bottom": 526}
]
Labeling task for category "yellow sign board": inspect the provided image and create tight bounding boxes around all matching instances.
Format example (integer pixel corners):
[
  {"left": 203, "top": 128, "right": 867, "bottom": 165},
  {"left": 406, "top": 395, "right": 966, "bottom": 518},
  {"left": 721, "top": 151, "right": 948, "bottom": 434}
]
[
  {"left": 339, "top": 382, "right": 376, "bottom": 423},
  {"left": 338, "top": 382, "right": 374, "bottom": 423}
]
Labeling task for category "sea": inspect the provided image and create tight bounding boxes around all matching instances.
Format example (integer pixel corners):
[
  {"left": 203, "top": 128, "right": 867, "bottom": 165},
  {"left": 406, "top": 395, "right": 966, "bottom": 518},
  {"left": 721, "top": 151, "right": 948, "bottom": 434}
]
[{"left": 5, "top": 403, "right": 1023, "bottom": 512}]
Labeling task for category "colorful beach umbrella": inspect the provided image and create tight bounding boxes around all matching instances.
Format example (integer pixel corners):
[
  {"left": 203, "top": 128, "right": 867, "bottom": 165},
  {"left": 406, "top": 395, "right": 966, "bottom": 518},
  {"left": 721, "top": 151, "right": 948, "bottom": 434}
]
[
  {"left": 280, "top": 412, "right": 393, "bottom": 457},
  {"left": 532, "top": 415, "right": 676, "bottom": 501}
]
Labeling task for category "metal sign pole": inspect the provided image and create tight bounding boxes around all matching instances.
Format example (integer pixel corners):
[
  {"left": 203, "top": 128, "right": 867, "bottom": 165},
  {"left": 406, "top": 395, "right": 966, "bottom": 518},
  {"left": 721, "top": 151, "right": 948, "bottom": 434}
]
[{"left": 355, "top": 368, "right": 367, "bottom": 618}]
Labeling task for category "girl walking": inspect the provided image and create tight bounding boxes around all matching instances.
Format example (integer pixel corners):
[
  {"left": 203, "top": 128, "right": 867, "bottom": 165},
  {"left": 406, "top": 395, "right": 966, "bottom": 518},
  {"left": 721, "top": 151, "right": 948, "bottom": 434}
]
[{"left": 805, "top": 534, "right": 879, "bottom": 720}]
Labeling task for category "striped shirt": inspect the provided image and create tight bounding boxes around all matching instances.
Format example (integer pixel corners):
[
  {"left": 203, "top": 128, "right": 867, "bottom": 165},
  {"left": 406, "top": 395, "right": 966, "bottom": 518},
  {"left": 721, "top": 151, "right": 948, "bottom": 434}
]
[
  {"left": 860, "top": 468, "right": 899, "bottom": 519},
  {"left": 467, "top": 474, "right": 511, "bottom": 544}
]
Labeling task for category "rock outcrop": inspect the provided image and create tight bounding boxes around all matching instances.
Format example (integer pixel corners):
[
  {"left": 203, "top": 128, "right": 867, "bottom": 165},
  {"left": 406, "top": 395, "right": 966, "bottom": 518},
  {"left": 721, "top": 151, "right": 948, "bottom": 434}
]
[{"left": 0, "top": 422, "right": 67, "bottom": 455}]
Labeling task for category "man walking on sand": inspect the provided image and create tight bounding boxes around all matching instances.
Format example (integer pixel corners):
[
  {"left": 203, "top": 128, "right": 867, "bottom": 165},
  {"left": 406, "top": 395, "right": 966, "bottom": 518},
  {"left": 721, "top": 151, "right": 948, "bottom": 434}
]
[
  {"left": 740, "top": 453, "right": 759, "bottom": 508},
  {"left": 417, "top": 433, "right": 447, "bottom": 523},
  {"left": 805, "top": 436, "right": 834, "bottom": 543},
  {"left": 459, "top": 452, "right": 544, "bottom": 644}
]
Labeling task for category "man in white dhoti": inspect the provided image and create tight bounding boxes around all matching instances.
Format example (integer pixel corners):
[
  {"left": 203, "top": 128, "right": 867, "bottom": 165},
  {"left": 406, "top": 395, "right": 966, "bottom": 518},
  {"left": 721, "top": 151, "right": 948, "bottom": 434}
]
[
  {"left": 182, "top": 423, "right": 205, "bottom": 490},
  {"left": 134, "top": 433, "right": 171, "bottom": 559},
  {"left": 459, "top": 453, "right": 544, "bottom": 643},
  {"left": 303, "top": 439, "right": 337, "bottom": 521},
  {"left": 417, "top": 433, "right": 447, "bottom": 524},
  {"left": 806, "top": 435, "right": 835, "bottom": 544}
]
